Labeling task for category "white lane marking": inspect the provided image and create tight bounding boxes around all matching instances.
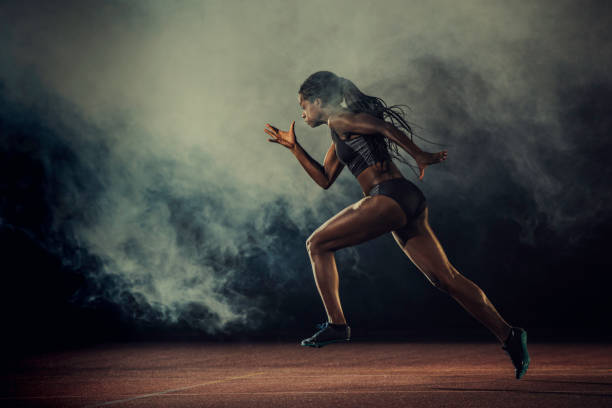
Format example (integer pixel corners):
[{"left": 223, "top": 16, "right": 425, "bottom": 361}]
[{"left": 82, "top": 371, "right": 265, "bottom": 408}]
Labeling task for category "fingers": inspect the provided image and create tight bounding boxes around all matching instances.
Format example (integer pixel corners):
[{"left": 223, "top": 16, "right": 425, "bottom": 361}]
[
  {"left": 436, "top": 150, "right": 448, "bottom": 163},
  {"left": 264, "top": 122, "right": 293, "bottom": 148},
  {"left": 265, "top": 123, "right": 279, "bottom": 133},
  {"left": 289, "top": 120, "right": 295, "bottom": 134},
  {"left": 419, "top": 168, "right": 424, "bottom": 180}
]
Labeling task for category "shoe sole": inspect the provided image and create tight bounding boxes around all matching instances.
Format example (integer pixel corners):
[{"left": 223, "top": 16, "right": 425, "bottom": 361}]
[{"left": 300, "top": 339, "right": 351, "bottom": 348}]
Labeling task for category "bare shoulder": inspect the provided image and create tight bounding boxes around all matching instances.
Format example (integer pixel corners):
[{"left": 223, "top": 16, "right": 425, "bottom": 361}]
[
  {"left": 328, "top": 111, "right": 359, "bottom": 129},
  {"left": 329, "top": 111, "right": 387, "bottom": 137}
]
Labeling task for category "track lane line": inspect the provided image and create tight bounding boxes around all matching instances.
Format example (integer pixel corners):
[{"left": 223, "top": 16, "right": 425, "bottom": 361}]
[{"left": 83, "top": 371, "right": 265, "bottom": 408}]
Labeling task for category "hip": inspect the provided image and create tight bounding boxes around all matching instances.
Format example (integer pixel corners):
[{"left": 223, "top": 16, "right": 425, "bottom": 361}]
[{"left": 363, "top": 177, "right": 425, "bottom": 198}]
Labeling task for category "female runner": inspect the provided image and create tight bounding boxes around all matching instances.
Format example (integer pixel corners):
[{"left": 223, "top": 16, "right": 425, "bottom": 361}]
[{"left": 264, "top": 71, "right": 529, "bottom": 379}]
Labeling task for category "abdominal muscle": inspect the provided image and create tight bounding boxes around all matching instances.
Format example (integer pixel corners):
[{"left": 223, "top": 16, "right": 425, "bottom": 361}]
[{"left": 356, "top": 160, "right": 405, "bottom": 196}]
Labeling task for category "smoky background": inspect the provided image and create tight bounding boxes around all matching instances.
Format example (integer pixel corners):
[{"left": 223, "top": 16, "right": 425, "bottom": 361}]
[{"left": 1, "top": 0, "right": 611, "bottom": 352}]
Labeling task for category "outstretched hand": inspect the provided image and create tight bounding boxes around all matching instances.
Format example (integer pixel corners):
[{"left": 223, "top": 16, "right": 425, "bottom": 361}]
[
  {"left": 264, "top": 121, "right": 296, "bottom": 150},
  {"left": 416, "top": 150, "right": 448, "bottom": 180}
]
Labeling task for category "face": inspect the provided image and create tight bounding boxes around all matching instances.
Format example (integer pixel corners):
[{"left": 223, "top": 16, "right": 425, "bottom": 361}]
[{"left": 298, "top": 93, "right": 324, "bottom": 127}]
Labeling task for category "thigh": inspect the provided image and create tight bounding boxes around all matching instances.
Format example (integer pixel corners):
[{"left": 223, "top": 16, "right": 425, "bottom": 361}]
[
  {"left": 309, "top": 195, "right": 408, "bottom": 252},
  {"left": 392, "top": 207, "right": 453, "bottom": 278}
]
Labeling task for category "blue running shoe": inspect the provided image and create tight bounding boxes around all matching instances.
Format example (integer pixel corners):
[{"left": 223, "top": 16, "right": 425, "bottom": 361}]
[
  {"left": 502, "top": 327, "right": 530, "bottom": 379},
  {"left": 300, "top": 322, "right": 351, "bottom": 348}
]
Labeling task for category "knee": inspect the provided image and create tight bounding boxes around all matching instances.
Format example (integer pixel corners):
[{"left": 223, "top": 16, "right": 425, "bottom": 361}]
[{"left": 306, "top": 232, "right": 329, "bottom": 256}]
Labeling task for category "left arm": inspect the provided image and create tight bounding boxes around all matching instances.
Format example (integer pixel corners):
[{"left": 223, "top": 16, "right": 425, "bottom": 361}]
[
  {"left": 331, "top": 112, "right": 424, "bottom": 160},
  {"left": 330, "top": 112, "right": 447, "bottom": 180}
]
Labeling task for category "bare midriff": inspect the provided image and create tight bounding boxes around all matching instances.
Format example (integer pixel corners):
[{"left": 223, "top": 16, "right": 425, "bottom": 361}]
[{"left": 356, "top": 160, "right": 405, "bottom": 196}]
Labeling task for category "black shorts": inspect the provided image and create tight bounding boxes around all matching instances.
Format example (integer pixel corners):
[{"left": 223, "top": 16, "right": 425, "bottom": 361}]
[{"left": 365, "top": 177, "right": 427, "bottom": 241}]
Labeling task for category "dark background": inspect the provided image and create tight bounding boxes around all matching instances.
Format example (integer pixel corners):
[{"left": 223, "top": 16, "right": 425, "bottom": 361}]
[{"left": 1, "top": 1, "right": 611, "bottom": 358}]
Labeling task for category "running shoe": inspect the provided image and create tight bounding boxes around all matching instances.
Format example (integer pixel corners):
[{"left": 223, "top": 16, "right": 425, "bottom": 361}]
[
  {"left": 502, "top": 327, "right": 530, "bottom": 379},
  {"left": 300, "top": 322, "right": 351, "bottom": 348}
]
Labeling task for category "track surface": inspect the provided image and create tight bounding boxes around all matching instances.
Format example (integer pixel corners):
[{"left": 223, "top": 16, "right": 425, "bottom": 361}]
[{"left": 3, "top": 342, "right": 611, "bottom": 407}]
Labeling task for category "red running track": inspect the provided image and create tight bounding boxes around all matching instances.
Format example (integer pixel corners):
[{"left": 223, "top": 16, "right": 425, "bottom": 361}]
[{"left": 2, "top": 342, "right": 611, "bottom": 407}]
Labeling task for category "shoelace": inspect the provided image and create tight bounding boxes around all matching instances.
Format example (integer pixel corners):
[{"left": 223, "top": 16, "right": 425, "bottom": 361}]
[{"left": 315, "top": 322, "right": 329, "bottom": 331}]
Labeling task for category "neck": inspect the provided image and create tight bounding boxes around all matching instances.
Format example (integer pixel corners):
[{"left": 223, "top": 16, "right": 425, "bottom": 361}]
[{"left": 322, "top": 106, "right": 346, "bottom": 126}]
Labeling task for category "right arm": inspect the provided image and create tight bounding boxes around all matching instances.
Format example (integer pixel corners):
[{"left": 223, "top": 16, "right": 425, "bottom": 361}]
[
  {"left": 291, "top": 141, "right": 344, "bottom": 189},
  {"left": 265, "top": 121, "right": 344, "bottom": 189}
]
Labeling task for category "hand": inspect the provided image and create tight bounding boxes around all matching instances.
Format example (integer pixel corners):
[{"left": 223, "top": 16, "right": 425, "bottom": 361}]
[
  {"left": 416, "top": 150, "right": 448, "bottom": 180},
  {"left": 264, "top": 121, "right": 296, "bottom": 150}
]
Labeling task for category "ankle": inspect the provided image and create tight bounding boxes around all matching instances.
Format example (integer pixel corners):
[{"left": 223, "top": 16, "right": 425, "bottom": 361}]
[{"left": 501, "top": 326, "right": 513, "bottom": 344}]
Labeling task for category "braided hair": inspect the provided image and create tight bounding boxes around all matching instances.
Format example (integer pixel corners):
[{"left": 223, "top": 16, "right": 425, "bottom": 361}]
[{"left": 298, "top": 71, "right": 442, "bottom": 177}]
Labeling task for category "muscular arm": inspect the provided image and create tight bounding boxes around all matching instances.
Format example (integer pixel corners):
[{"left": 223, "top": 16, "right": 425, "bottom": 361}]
[
  {"left": 292, "top": 142, "right": 344, "bottom": 189},
  {"left": 330, "top": 113, "right": 424, "bottom": 161}
]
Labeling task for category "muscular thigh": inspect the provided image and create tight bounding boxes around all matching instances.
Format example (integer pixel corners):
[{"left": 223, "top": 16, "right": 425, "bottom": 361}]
[
  {"left": 392, "top": 207, "right": 452, "bottom": 281},
  {"left": 308, "top": 195, "right": 407, "bottom": 253}
]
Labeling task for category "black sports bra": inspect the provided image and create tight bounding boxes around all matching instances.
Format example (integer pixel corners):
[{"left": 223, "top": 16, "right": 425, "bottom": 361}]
[{"left": 330, "top": 128, "right": 391, "bottom": 177}]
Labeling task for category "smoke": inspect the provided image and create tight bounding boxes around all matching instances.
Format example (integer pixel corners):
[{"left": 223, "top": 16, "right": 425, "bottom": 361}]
[{"left": 1, "top": 0, "right": 611, "bottom": 334}]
